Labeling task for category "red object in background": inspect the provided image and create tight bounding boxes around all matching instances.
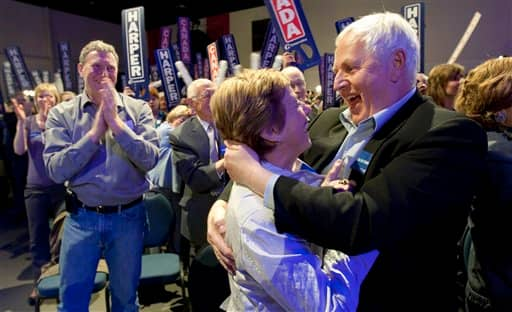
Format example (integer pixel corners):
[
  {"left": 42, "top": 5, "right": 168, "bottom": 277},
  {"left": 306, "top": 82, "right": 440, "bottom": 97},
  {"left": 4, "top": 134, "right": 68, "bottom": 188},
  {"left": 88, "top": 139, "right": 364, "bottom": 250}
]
[
  {"left": 207, "top": 14, "right": 230, "bottom": 43},
  {"left": 147, "top": 28, "right": 160, "bottom": 64}
]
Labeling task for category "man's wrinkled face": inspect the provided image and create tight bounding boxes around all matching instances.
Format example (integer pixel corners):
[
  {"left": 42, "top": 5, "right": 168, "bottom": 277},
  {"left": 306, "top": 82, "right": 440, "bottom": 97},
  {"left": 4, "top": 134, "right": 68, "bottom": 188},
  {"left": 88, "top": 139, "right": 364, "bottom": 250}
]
[
  {"left": 333, "top": 36, "right": 390, "bottom": 124},
  {"left": 191, "top": 82, "right": 215, "bottom": 122}
]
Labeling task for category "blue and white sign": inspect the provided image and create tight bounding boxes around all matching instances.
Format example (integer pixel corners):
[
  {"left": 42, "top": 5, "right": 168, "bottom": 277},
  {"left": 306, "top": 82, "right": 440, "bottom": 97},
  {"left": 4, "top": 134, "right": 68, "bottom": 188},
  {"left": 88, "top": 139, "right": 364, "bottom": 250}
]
[{"left": 402, "top": 2, "right": 425, "bottom": 73}]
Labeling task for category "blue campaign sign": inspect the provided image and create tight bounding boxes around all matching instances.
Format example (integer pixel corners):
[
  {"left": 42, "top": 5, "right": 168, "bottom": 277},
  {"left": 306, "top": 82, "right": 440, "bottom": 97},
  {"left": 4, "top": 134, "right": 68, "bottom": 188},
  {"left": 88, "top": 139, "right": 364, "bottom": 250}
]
[
  {"left": 31, "top": 70, "right": 43, "bottom": 86},
  {"left": 264, "top": 0, "right": 320, "bottom": 71},
  {"left": 57, "top": 42, "right": 74, "bottom": 91},
  {"left": 322, "top": 53, "right": 335, "bottom": 109},
  {"left": 335, "top": 17, "right": 355, "bottom": 34},
  {"left": 260, "top": 23, "right": 280, "bottom": 68},
  {"left": 219, "top": 34, "right": 240, "bottom": 75},
  {"left": 401, "top": 2, "right": 425, "bottom": 73},
  {"left": 0, "top": 85, "right": 4, "bottom": 109},
  {"left": 5, "top": 46, "right": 34, "bottom": 90},
  {"left": 121, "top": 6, "right": 149, "bottom": 96},
  {"left": 155, "top": 48, "right": 181, "bottom": 109},
  {"left": 3, "top": 61, "right": 19, "bottom": 97}
]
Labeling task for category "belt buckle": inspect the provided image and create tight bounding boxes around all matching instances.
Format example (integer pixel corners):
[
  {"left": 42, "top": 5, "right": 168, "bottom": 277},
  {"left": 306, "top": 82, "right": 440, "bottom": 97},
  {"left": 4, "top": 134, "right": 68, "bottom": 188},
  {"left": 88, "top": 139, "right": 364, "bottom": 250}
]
[{"left": 96, "top": 205, "right": 103, "bottom": 213}]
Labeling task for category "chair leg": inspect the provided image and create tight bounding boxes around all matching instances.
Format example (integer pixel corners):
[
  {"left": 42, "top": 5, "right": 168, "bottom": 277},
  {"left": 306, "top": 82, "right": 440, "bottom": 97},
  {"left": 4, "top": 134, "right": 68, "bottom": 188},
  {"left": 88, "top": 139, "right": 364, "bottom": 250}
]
[
  {"left": 179, "top": 264, "right": 191, "bottom": 311},
  {"left": 180, "top": 268, "right": 187, "bottom": 300},
  {"left": 34, "top": 297, "right": 41, "bottom": 312},
  {"left": 180, "top": 235, "right": 191, "bottom": 274},
  {"left": 104, "top": 284, "right": 111, "bottom": 312}
]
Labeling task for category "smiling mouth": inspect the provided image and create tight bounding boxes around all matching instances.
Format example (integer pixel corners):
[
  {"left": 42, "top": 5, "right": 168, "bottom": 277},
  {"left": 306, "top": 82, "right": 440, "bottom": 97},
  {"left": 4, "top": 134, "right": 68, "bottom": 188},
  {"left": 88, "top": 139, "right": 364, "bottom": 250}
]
[{"left": 345, "top": 95, "right": 360, "bottom": 105}]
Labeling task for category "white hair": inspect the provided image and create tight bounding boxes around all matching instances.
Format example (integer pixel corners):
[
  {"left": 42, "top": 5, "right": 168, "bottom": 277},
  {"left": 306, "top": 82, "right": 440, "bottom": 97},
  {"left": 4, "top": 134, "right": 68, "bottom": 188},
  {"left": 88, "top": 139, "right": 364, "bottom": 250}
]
[
  {"left": 187, "top": 78, "right": 213, "bottom": 99},
  {"left": 336, "top": 12, "right": 419, "bottom": 86}
]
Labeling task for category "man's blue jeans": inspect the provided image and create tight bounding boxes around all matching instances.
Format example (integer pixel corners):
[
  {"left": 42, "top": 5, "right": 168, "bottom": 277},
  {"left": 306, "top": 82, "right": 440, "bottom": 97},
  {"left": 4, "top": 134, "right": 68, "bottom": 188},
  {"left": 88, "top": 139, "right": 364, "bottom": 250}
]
[{"left": 58, "top": 201, "right": 145, "bottom": 312}]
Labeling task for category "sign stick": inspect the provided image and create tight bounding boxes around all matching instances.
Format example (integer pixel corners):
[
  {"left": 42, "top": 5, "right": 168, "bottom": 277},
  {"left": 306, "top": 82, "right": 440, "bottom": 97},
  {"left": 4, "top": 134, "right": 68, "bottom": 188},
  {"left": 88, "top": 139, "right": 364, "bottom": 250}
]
[{"left": 447, "top": 12, "right": 481, "bottom": 64}]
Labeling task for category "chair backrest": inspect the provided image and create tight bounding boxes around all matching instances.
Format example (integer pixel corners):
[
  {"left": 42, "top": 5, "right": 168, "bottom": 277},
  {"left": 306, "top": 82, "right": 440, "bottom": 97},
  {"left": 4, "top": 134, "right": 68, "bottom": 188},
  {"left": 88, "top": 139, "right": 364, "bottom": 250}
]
[
  {"left": 463, "top": 226, "right": 472, "bottom": 270},
  {"left": 143, "top": 191, "right": 175, "bottom": 248}
]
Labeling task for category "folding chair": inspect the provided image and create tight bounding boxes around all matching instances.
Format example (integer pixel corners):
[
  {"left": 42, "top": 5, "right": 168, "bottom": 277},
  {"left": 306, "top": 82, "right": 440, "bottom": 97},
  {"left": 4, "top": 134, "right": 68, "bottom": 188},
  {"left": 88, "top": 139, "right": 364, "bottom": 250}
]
[
  {"left": 34, "top": 260, "right": 110, "bottom": 312},
  {"left": 139, "top": 191, "right": 186, "bottom": 304}
]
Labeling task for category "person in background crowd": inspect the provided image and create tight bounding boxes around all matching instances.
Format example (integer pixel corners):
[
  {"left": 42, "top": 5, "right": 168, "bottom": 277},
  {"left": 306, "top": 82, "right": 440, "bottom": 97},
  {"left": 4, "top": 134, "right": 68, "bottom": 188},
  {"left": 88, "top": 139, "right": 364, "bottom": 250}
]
[
  {"left": 208, "top": 11, "right": 487, "bottom": 311},
  {"left": 122, "top": 85, "right": 136, "bottom": 97},
  {"left": 427, "top": 63, "right": 465, "bottom": 110},
  {"left": 140, "top": 104, "right": 193, "bottom": 304},
  {"left": 43, "top": 40, "right": 158, "bottom": 312},
  {"left": 3, "top": 92, "right": 33, "bottom": 221},
  {"left": 158, "top": 91, "right": 169, "bottom": 113},
  {"left": 416, "top": 72, "right": 428, "bottom": 95},
  {"left": 282, "top": 51, "right": 299, "bottom": 68},
  {"left": 12, "top": 83, "right": 66, "bottom": 305},
  {"left": 147, "top": 104, "right": 193, "bottom": 192},
  {"left": 148, "top": 86, "right": 166, "bottom": 128},
  {"left": 454, "top": 56, "right": 512, "bottom": 311},
  {"left": 281, "top": 66, "right": 313, "bottom": 119},
  {"left": 60, "top": 90, "right": 76, "bottom": 102},
  {"left": 170, "top": 79, "right": 230, "bottom": 311},
  {"left": 170, "top": 79, "right": 227, "bottom": 252}
]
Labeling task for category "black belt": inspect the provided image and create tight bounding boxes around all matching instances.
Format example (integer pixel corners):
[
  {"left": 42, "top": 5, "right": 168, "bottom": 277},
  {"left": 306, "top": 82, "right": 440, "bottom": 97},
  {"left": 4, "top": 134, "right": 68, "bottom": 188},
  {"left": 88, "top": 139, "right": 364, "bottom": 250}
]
[{"left": 77, "top": 196, "right": 143, "bottom": 214}]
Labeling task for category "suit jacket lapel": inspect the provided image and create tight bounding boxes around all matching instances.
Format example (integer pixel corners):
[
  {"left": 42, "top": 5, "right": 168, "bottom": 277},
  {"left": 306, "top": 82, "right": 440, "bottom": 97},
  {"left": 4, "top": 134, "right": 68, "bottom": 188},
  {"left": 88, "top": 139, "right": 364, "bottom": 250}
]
[
  {"left": 303, "top": 108, "right": 348, "bottom": 172},
  {"left": 190, "top": 117, "right": 210, "bottom": 161},
  {"left": 350, "top": 91, "right": 424, "bottom": 183},
  {"left": 313, "top": 123, "right": 347, "bottom": 172}
]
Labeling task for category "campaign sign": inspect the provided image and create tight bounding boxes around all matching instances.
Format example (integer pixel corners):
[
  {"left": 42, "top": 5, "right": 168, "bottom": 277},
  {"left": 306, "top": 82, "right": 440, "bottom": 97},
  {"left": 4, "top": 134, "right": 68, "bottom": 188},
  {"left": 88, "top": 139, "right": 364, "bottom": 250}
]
[
  {"left": 54, "top": 72, "right": 64, "bottom": 93},
  {"left": 2, "top": 62, "right": 18, "bottom": 97},
  {"left": 150, "top": 65, "right": 159, "bottom": 82},
  {"left": 335, "top": 17, "right": 355, "bottom": 34},
  {"left": 41, "top": 70, "right": 50, "bottom": 83},
  {"left": 31, "top": 70, "right": 43, "bottom": 86},
  {"left": 402, "top": 2, "right": 425, "bottom": 73},
  {"left": 155, "top": 48, "right": 181, "bottom": 109},
  {"left": 160, "top": 26, "right": 172, "bottom": 49},
  {"left": 121, "top": 6, "right": 148, "bottom": 89},
  {"left": 195, "top": 52, "right": 204, "bottom": 78},
  {"left": 322, "top": 53, "right": 335, "bottom": 109},
  {"left": 77, "top": 71, "right": 84, "bottom": 93},
  {"left": 178, "top": 17, "right": 192, "bottom": 64},
  {"left": 207, "top": 42, "right": 220, "bottom": 82},
  {"left": 260, "top": 23, "right": 280, "bottom": 68},
  {"left": 172, "top": 43, "right": 181, "bottom": 62},
  {"left": 119, "top": 73, "right": 128, "bottom": 89},
  {"left": 219, "top": 34, "right": 240, "bottom": 75},
  {"left": 264, "top": 0, "right": 320, "bottom": 71},
  {"left": 203, "top": 58, "right": 210, "bottom": 80},
  {"left": 0, "top": 87, "right": 4, "bottom": 113},
  {"left": 5, "top": 46, "right": 34, "bottom": 90},
  {"left": 58, "top": 42, "right": 73, "bottom": 90},
  {"left": 76, "top": 70, "right": 84, "bottom": 93},
  {"left": 318, "top": 55, "right": 325, "bottom": 94}
]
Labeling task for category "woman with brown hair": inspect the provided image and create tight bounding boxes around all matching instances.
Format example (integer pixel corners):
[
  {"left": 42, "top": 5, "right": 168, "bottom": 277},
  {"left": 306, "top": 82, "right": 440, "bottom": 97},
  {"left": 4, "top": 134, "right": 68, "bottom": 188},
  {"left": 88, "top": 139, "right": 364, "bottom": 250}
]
[
  {"left": 427, "top": 63, "right": 465, "bottom": 110},
  {"left": 211, "top": 68, "right": 377, "bottom": 311},
  {"left": 455, "top": 56, "right": 512, "bottom": 311}
]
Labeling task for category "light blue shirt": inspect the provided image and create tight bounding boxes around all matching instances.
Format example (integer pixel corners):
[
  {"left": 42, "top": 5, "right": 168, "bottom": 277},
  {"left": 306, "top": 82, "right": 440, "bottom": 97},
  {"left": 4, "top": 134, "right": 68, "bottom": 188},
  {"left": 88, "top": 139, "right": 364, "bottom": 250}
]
[
  {"left": 44, "top": 93, "right": 159, "bottom": 206},
  {"left": 223, "top": 161, "right": 377, "bottom": 311},
  {"left": 264, "top": 88, "right": 416, "bottom": 208},
  {"left": 323, "top": 88, "right": 417, "bottom": 175},
  {"left": 147, "top": 122, "right": 175, "bottom": 189}
]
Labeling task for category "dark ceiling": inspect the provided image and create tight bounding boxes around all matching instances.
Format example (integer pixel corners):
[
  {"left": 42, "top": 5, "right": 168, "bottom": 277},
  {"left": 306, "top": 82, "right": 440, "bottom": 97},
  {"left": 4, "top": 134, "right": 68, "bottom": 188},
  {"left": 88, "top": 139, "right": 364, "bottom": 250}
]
[{"left": 15, "top": 0, "right": 265, "bottom": 30}]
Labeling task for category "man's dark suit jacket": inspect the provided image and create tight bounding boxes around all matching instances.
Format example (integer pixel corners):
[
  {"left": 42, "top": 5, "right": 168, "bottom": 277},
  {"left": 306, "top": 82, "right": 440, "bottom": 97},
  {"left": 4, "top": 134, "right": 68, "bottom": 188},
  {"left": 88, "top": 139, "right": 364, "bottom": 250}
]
[
  {"left": 170, "top": 116, "right": 226, "bottom": 248},
  {"left": 275, "top": 92, "right": 488, "bottom": 311}
]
